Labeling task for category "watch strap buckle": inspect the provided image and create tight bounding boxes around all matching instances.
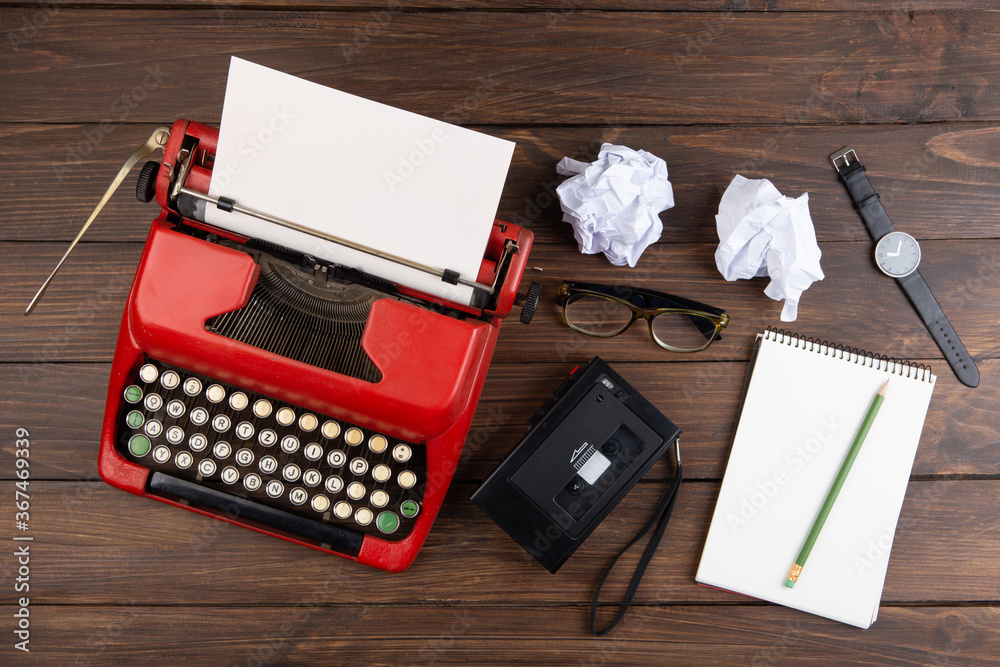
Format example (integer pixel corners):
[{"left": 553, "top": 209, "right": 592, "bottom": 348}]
[{"left": 830, "top": 146, "right": 859, "bottom": 173}]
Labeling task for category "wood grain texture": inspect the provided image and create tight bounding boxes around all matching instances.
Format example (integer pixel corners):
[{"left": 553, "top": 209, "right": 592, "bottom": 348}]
[
  {"left": 4, "top": 10, "right": 1000, "bottom": 125},
  {"left": 6, "top": 604, "right": 1000, "bottom": 666}
]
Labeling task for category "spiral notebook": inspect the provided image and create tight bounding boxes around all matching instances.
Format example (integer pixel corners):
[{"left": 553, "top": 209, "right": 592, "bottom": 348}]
[{"left": 696, "top": 329, "right": 936, "bottom": 629}]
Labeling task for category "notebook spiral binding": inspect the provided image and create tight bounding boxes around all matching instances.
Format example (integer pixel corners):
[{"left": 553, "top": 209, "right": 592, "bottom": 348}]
[{"left": 763, "top": 327, "right": 933, "bottom": 382}]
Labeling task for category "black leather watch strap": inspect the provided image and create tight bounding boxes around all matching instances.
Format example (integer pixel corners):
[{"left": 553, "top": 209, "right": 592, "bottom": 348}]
[
  {"left": 831, "top": 147, "right": 979, "bottom": 388},
  {"left": 897, "top": 272, "right": 980, "bottom": 387}
]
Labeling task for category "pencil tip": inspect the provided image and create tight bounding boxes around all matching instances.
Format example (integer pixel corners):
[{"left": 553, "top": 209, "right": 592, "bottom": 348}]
[{"left": 878, "top": 379, "right": 890, "bottom": 396}]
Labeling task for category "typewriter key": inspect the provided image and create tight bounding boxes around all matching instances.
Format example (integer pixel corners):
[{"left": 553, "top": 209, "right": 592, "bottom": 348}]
[
  {"left": 190, "top": 407, "right": 209, "bottom": 426},
  {"left": 160, "top": 371, "right": 180, "bottom": 390},
  {"left": 235, "top": 448, "right": 254, "bottom": 466},
  {"left": 126, "top": 411, "right": 144, "bottom": 429},
  {"left": 212, "top": 415, "right": 231, "bottom": 433},
  {"left": 400, "top": 500, "right": 420, "bottom": 519},
  {"left": 349, "top": 458, "right": 369, "bottom": 476},
  {"left": 372, "top": 464, "right": 391, "bottom": 483},
  {"left": 259, "top": 455, "right": 278, "bottom": 474},
  {"left": 303, "top": 443, "right": 323, "bottom": 461},
  {"left": 213, "top": 441, "right": 232, "bottom": 459},
  {"left": 376, "top": 511, "right": 399, "bottom": 535},
  {"left": 347, "top": 482, "right": 366, "bottom": 500},
  {"left": 327, "top": 450, "right": 346, "bottom": 468},
  {"left": 139, "top": 364, "right": 159, "bottom": 384},
  {"left": 258, "top": 429, "right": 277, "bottom": 447},
  {"left": 175, "top": 451, "right": 194, "bottom": 469},
  {"left": 189, "top": 433, "right": 208, "bottom": 452},
  {"left": 253, "top": 399, "right": 272, "bottom": 419},
  {"left": 144, "top": 393, "right": 163, "bottom": 412},
  {"left": 206, "top": 384, "right": 226, "bottom": 403},
  {"left": 345, "top": 428, "right": 364, "bottom": 446},
  {"left": 166, "top": 399, "right": 186, "bottom": 419},
  {"left": 355, "top": 508, "right": 373, "bottom": 526},
  {"left": 229, "top": 392, "right": 248, "bottom": 411},
  {"left": 165, "top": 426, "right": 185, "bottom": 445},
  {"left": 289, "top": 488, "right": 307, "bottom": 505},
  {"left": 266, "top": 480, "right": 284, "bottom": 498},
  {"left": 321, "top": 420, "right": 341, "bottom": 440},
  {"left": 183, "top": 377, "right": 202, "bottom": 396},
  {"left": 368, "top": 435, "right": 388, "bottom": 454},
  {"left": 243, "top": 473, "right": 262, "bottom": 492},
  {"left": 128, "top": 434, "right": 151, "bottom": 457},
  {"left": 325, "top": 475, "right": 344, "bottom": 494},
  {"left": 152, "top": 445, "right": 171, "bottom": 464},
  {"left": 198, "top": 459, "right": 217, "bottom": 477},
  {"left": 299, "top": 413, "right": 318, "bottom": 432},
  {"left": 333, "top": 501, "right": 352, "bottom": 520},
  {"left": 282, "top": 463, "right": 301, "bottom": 482},
  {"left": 397, "top": 471, "right": 417, "bottom": 489},
  {"left": 276, "top": 408, "right": 295, "bottom": 426},
  {"left": 302, "top": 469, "right": 322, "bottom": 487},
  {"left": 124, "top": 385, "right": 143, "bottom": 403},
  {"left": 392, "top": 444, "right": 411, "bottom": 463},
  {"left": 280, "top": 435, "right": 300, "bottom": 454},
  {"left": 370, "top": 489, "right": 389, "bottom": 508},
  {"left": 221, "top": 466, "right": 239, "bottom": 485},
  {"left": 311, "top": 494, "right": 330, "bottom": 513},
  {"left": 235, "top": 422, "right": 254, "bottom": 440},
  {"left": 144, "top": 420, "right": 163, "bottom": 438}
]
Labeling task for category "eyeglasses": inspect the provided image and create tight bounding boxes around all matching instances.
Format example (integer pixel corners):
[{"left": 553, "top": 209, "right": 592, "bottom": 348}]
[{"left": 556, "top": 281, "right": 730, "bottom": 352}]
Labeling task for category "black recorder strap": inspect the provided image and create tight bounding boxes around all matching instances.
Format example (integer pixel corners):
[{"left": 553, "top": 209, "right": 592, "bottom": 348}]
[{"left": 590, "top": 443, "right": 682, "bottom": 637}]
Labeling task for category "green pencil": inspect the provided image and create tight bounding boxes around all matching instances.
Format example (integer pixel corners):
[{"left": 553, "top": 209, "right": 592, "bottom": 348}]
[{"left": 785, "top": 379, "right": 890, "bottom": 588}]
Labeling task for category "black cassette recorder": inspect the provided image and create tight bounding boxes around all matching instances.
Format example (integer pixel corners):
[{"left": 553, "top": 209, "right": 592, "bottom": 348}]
[{"left": 472, "top": 357, "right": 681, "bottom": 573}]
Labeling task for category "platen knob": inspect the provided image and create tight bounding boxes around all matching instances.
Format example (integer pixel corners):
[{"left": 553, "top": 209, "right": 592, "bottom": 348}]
[
  {"left": 136, "top": 161, "right": 160, "bottom": 203},
  {"left": 518, "top": 281, "right": 542, "bottom": 324}
]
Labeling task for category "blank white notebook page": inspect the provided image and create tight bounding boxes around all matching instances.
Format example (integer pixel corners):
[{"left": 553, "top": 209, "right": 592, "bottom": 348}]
[
  {"left": 696, "top": 332, "right": 935, "bottom": 629},
  {"left": 205, "top": 57, "right": 515, "bottom": 306}
]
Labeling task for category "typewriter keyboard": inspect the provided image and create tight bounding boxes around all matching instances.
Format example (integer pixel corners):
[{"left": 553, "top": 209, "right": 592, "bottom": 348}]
[{"left": 117, "top": 360, "right": 425, "bottom": 542}]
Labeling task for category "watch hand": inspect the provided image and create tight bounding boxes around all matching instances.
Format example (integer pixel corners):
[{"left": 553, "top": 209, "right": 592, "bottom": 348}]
[{"left": 887, "top": 239, "right": 902, "bottom": 257}]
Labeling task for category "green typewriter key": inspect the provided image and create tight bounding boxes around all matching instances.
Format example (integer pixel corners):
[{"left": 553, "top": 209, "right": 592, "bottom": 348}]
[
  {"left": 400, "top": 500, "right": 420, "bottom": 519},
  {"left": 128, "top": 434, "right": 151, "bottom": 457},
  {"left": 126, "top": 411, "right": 145, "bottom": 429},
  {"left": 124, "top": 385, "right": 143, "bottom": 404},
  {"left": 377, "top": 511, "right": 400, "bottom": 535}
]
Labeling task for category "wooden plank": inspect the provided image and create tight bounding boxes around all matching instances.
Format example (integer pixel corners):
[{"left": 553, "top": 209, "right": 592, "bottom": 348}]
[
  {"left": 3, "top": 358, "right": 998, "bottom": 482},
  {"left": 6, "top": 122, "right": 1000, "bottom": 245},
  {"left": 3, "top": 479, "right": 998, "bottom": 606},
  {"left": 5, "top": 239, "right": 998, "bottom": 363},
  {"left": 8, "top": 604, "right": 1000, "bottom": 665},
  {"left": 4, "top": 10, "right": 1000, "bottom": 125}
]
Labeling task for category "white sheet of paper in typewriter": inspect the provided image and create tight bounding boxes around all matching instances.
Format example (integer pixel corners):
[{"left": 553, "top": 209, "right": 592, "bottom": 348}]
[{"left": 205, "top": 57, "right": 515, "bottom": 307}]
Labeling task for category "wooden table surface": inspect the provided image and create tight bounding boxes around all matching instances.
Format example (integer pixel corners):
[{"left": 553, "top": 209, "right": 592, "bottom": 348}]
[{"left": 3, "top": 2, "right": 1000, "bottom": 665}]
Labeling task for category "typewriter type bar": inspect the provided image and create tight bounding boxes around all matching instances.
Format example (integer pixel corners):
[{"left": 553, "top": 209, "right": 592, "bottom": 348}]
[{"left": 93, "top": 119, "right": 536, "bottom": 572}]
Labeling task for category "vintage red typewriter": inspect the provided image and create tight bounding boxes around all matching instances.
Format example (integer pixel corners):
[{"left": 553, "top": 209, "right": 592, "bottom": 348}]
[{"left": 29, "top": 120, "right": 538, "bottom": 572}]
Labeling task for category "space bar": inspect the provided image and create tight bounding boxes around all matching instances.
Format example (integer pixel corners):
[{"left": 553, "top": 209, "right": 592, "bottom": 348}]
[{"left": 148, "top": 472, "right": 363, "bottom": 557}]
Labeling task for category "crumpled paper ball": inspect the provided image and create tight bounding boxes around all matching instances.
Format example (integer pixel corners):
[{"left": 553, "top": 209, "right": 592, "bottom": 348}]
[
  {"left": 555, "top": 143, "right": 674, "bottom": 267},
  {"left": 714, "top": 174, "right": 825, "bottom": 322}
]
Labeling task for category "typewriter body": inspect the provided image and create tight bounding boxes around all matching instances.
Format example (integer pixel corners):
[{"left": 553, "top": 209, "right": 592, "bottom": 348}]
[{"left": 93, "top": 119, "right": 534, "bottom": 572}]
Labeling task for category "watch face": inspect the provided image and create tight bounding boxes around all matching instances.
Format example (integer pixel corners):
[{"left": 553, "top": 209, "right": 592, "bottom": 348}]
[{"left": 875, "top": 231, "right": 921, "bottom": 278}]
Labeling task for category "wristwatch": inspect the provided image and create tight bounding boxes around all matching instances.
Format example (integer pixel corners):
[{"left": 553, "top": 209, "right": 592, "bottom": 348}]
[{"left": 830, "top": 146, "right": 979, "bottom": 388}]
